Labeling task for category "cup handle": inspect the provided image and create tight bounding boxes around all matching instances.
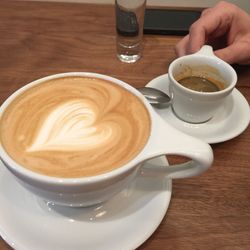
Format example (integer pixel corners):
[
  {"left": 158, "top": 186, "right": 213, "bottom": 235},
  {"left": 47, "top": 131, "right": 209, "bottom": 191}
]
[
  {"left": 195, "top": 45, "right": 214, "bottom": 57},
  {"left": 141, "top": 113, "right": 213, "bottom": 179}
]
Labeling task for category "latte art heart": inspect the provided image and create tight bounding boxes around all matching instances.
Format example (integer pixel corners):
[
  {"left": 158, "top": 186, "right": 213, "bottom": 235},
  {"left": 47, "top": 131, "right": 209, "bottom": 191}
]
[
  {"left": 0, "top": 76, "right": 150, "bottom": 178},
  {"left": 27, "top": 100, "right": 115, "bottom": 152}
]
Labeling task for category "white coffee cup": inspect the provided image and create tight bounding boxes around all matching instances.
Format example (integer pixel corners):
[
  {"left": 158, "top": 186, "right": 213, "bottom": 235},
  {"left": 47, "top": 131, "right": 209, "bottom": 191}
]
[
  {"left": 168, "top": 45, "right": 237, "bottom": 123},
  {"left": 0, "top": 72, "right": 213, "bottom": 207}
]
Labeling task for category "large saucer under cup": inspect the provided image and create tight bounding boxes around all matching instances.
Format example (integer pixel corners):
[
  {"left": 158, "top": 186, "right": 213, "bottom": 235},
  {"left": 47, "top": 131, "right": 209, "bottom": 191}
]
[{"left": 0, "top": 157, "right": 171, "bottom": 250}]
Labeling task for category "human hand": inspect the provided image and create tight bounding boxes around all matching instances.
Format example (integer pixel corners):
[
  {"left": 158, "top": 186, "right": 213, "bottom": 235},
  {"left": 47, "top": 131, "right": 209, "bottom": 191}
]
[{"left": 175, "top": 1, "right": 250, "bottom": 65}]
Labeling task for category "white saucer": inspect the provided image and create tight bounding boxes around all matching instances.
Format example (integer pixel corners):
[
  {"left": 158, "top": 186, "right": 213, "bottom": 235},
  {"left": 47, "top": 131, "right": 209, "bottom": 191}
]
[
  {"left": 147, "top": 74, "right": 250, "bottom": 144},
  {"left": 0, "top": 158, "right": 171, "bottom": 250}
]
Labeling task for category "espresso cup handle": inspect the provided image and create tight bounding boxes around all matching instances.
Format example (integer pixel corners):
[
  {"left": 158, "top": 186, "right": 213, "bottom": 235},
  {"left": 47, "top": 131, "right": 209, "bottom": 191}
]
[
  {"left": 195, "top": 45, "right": 214, "bottom": 57},
  {"left": 141, "top": 113, "right": 213, "bottom": 179}
]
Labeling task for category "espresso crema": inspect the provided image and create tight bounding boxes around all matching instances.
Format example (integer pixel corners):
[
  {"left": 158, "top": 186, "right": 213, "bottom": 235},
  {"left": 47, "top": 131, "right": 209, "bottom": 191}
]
[{"left": 0, "top": 77, "right": 151, "bottom": 178}]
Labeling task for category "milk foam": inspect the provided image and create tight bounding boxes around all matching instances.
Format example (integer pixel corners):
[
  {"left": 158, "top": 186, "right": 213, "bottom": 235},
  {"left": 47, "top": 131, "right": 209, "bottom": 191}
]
[{"left": 27, "top": 100, "right": 113, "bottom": 151}]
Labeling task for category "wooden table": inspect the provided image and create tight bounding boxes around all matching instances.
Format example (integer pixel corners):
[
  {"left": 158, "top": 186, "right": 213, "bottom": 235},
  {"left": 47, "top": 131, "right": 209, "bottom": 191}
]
[{"left": 0, "top": 1, "right": 250, "bottom": 249}]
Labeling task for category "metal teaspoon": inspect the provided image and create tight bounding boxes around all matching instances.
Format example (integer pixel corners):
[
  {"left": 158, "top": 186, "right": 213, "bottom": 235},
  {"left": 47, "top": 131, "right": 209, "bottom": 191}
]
[{"left": 137, "top": 87, "right": 171, "bottom": 108}]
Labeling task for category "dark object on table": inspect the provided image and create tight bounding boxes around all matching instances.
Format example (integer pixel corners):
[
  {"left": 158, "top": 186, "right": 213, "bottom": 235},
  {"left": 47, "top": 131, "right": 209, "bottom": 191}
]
[{"left": 144, "top": 8, "right": 201, "bottom": 35}]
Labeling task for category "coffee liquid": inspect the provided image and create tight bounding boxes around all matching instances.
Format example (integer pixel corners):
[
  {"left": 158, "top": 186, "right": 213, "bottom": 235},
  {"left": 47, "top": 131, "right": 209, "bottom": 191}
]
[{"left": 178, "top": 76, "right": 225, "bottom": 92}]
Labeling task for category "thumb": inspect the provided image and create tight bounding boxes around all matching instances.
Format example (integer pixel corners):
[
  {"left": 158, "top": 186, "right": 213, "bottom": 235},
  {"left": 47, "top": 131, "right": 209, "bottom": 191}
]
[{"left": 215, "top": 43, "right": 250, "bottom": 65}]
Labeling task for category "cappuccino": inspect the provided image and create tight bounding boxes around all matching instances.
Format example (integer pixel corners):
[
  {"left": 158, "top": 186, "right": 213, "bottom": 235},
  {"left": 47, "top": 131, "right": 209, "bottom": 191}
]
[{"left": 0, "top": 76, "right": 151, "bottom": 178}]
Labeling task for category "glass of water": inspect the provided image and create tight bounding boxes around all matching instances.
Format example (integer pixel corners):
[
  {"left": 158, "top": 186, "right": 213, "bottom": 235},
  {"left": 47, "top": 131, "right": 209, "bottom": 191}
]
[{"left": 115, "top": 0, "right": 146, "bottom": 63}]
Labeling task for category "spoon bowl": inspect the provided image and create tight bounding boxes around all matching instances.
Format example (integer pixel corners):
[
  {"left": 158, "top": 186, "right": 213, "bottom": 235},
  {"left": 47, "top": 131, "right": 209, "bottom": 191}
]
[{"left": 137, "top": 87, "right": 171, "bottom": 108}]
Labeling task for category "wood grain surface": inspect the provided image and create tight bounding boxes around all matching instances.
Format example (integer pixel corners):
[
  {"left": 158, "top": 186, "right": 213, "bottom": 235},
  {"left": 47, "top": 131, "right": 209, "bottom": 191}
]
[{"left": 0, "top": 1, "right": 250, "bottom": 250}]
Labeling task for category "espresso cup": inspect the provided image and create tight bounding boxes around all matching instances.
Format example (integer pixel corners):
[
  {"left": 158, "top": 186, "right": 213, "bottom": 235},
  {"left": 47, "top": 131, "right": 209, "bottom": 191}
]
[
  {"left": 168, "top": 45, "right": 237, "bottom": 123},
  {"left": 0, "top": 72, "right": 213, "bottom": 207}
]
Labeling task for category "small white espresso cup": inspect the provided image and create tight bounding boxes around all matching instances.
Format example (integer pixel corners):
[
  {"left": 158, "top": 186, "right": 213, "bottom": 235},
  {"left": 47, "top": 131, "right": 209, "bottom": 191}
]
[
  {"left": 168, "top": 45, "right": 237, "bottom": 123},
  {"left": 0, "top": 72, "right": 213, "bottom": 207}
]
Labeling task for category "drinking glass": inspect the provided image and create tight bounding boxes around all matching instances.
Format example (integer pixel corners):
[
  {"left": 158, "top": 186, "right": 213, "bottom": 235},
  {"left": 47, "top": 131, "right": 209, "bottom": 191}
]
[{"left": 115, "top": 0, "right": 146, "bottom": 63}]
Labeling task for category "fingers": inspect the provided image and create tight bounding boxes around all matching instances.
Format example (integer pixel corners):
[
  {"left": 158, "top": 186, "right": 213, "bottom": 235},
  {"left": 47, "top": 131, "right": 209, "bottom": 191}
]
[
  {"left": 175, "top": 35, "right": 190, "bottom": 57},
  {"left": 188, "top": 9, "right": 232, "bottom": 53},
  {"left": 175, "top": 1, "right": 250, "bottom": 65},
  {"left": 175, "top": 8, "right": 212, "bottom": 57},
  {"left": 200, "top": 8, "right": 212, "bottom": 17},
  {"left": 175, "top": 1, "right": 234, "bottom": 57},
  {"left": 215, "top": 39, "right": 250, "bottom": 65},
  {"left": 175, "top": 8, "right": 218, "bottom": 56}
]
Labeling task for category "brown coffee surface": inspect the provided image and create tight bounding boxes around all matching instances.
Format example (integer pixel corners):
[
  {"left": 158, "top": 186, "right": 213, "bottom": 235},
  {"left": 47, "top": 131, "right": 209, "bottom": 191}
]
[
  {"left": 0, "top": 77, "right": 151, "bottom": 178},
  {"left": 177, "top": 76, "right": 225, "bottom": 92}
]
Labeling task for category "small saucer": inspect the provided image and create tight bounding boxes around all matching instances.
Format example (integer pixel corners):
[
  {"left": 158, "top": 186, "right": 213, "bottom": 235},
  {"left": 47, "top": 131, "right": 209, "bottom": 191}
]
[
  {"left": 0, "top": 158, "right": 171, "bottom": 250},
  {"left": 147, "top": 74, "right": 250, "bottom": 144}
]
